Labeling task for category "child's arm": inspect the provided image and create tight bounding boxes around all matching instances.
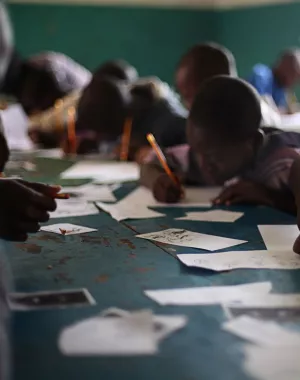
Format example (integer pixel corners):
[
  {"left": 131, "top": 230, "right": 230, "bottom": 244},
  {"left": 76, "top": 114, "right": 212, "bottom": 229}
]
[{"left": 289, "top": 158, "right": 300, "bottom": 253}]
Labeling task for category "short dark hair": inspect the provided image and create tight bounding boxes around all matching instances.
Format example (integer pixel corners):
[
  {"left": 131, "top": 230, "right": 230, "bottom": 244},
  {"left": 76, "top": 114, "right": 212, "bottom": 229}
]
[
  {"left": 189, "top": 76, "right": 262, "bottom": 140},
  {"left": 76, "top": 77, "right": 129, "bottom": 140},
  {"left": 177, "top": 42, "right": 236, "bottom": 84},
  {"left": 92, "top": 60, "right": 138, "bottom": 82}
]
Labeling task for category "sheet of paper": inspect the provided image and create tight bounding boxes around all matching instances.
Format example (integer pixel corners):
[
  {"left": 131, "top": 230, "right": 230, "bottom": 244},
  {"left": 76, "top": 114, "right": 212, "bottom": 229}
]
[
  {"left": 59, "top": 310, "right": 158, "bottom": 356},
  {"left": 176, "top": 210, "right": 244, "bottom": 222},
  {"left": 50, "top": 200, "right": 99, "bottom": 219},
  {"left": 40, "top": 223, "right": 97, "bottom": 235},
  {"left": 0, "top": 104, "right": 33, "bottom": 151},
  {"left": 144, "top": 282, "right": 272, "bottom": 306},
  {"left": 244, "top": 344, "right": 300, "bottom": 380},
  {"left": 137, "top": 228, "right": 247, "bottom": 251},
  {"left": 122, "top": 186, "right": 221, "bottom": 208},
  {"left": 96, "top": 202, "right": 165, "bottom": 222},
  {"left": 100, "top": 308, "right": 187, "bottom": 342},
  {"left": 60, "top": 161, "right": 139, "bottom": 183},
  {"left": 61, "top": 184, "right": 116, "bottom": 202},
  {"left": 177, "top": 249, "right": 300, "bottom": 271},
  {"left": 225, "top": 294, "right": 300, "bottom": 309},
  {"left": 258, "top": 225, "right": 299, "bottom": 251},
  {"left": 223, "top": 316, "right": 300, "bottom": 347}
]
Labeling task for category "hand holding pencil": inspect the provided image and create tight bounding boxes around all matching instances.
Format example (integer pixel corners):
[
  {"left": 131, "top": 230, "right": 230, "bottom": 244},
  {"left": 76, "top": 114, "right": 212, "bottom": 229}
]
[{"left": 146, "top": 133, "right": 184, "bottom": 203}]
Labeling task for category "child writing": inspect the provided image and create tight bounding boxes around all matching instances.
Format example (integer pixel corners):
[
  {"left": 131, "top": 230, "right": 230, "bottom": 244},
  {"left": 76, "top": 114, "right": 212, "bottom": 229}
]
[{"left": 141, "top": 75, "right": 300, "bottom": 214}]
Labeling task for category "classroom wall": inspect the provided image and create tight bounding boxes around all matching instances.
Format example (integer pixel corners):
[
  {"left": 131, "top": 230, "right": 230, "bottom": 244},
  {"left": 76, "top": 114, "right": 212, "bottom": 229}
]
[{"left": 7, "top": 0, "right": 300, "bottom": 85}]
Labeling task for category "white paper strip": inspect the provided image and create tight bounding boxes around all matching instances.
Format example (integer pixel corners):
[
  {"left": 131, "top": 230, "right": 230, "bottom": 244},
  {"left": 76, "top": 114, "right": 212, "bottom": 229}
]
[{"left": 258, "top": 225, "right": 299, "bottom": 251}]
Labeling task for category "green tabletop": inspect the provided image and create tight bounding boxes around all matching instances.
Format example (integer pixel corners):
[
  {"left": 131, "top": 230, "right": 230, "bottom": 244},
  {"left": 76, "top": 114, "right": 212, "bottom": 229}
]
[{"left": 6, "top": 156, "right": 300, "bottom": 380}]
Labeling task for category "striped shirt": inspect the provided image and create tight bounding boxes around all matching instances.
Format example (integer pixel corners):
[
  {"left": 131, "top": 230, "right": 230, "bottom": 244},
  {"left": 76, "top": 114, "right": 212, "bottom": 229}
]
[{"left": 146, "top": 129, "right": 300, "bottom": 190}]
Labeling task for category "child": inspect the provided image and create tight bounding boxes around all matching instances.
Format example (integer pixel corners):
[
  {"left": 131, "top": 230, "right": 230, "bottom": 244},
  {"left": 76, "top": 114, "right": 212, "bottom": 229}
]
[
  {"left": 248, "top": 49, "right": 300, "bottom": 113},
  {"left": 176, "top": 42, "right": 237, "bottom": 110},
  {"left": 91, "top": 59, "right": 138, "bottom": 83},
  {"left": 141, "top": 75, "right": 300, "bottom": 214},
  {"left": 75, "top": 76, "right": 187, "bottom": 157}
]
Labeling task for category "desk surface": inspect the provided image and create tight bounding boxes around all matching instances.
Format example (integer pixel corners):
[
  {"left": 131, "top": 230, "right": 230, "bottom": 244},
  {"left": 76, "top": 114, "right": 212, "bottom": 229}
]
[{"left": 7, "top": 157, "right": 299, "bottom": 380}]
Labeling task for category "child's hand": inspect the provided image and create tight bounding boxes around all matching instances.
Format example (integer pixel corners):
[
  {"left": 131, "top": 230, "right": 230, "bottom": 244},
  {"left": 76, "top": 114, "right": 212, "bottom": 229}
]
[
  {"left": 213, "top": 180, "right": 273, "bottom": 207},
  {"left": 0, "top": 179, "right": 58, "bottom": 241},
  {"left": 153, "top": 173, "right": 182, "bottom": 203}
]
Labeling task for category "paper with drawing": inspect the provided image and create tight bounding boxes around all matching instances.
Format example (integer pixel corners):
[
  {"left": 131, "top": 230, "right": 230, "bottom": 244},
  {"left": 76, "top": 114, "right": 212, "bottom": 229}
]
[{"left": 137, "top": 228, "right": 247, "bottom": 251}]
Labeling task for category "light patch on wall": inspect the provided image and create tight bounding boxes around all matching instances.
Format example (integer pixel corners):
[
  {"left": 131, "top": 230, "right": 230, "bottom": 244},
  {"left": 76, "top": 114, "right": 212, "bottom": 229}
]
[{"left": 7, "top": 0, "right": 296, "bottom": 8}]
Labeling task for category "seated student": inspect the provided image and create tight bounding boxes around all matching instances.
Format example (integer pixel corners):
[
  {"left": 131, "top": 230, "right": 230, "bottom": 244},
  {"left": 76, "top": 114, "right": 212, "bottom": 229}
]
[
  {"left": 175, "top": 42, "right": 237, "bottom": 110},
  {"left": 248, "top": 49, "right": 300, "bottom": 114},
  {"left": 140, "top": 76, "right": 300, "bottom": 214},
  {"left": 75, "top": 76, "right": 187, "bottom": 157},
  {"left": 28, "top": 60, "right": 138, "bottom": 149}
]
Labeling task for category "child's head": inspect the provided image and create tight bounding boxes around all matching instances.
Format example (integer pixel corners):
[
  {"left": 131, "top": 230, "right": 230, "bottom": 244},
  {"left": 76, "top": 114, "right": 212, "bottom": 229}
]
[
  {"left": 92, "top": 60, "right": 138, "bottom": 83},
  {"left": 187, "top": 76, "right": 262, "bottom": 185},
  {"left": 176, "top": 42, "right": 237, "bottom": 110},
  {"left": 76, "top": 77, "right": 130, "bottom": 142},
  {"left": 273, "top": 48, "right": 300, "bottom": 89}
]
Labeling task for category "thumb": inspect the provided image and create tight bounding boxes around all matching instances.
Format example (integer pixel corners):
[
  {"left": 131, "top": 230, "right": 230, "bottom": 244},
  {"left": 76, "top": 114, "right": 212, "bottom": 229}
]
[{"left": 17, "top": 180, "right": 61, "bottom": 197}]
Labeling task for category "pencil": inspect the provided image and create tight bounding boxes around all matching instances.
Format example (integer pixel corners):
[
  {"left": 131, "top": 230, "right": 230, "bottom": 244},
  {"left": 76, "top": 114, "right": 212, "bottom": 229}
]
[
  {"left": 55, "top": 193, "right": 70, "bottom": 200},
  {"left": 120, "top": 117, "right": 132, "bottom": 161},
  {"left": 67, "top": 106, "right": 77, "bottom": 154},
  {"left": 146, "top": 133, "right": 179, "bottom": 187}
]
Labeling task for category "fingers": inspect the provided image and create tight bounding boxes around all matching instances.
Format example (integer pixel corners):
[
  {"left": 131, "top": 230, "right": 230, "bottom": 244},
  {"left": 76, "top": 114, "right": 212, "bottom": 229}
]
[
  {"left": 24, "top": 207, "right": 50, "bottom": 223},
  {"left": 18, "top": 180, "right": 61, "bottom": 197},
  {"left": 153, "top": 175, "right": 182, "bottom": 203},
  {"left": 293, "top": 235, "right": 300, "bottom": 254},
  {"left": 213, "top": 186, "right": 239, "bottom": 205}
]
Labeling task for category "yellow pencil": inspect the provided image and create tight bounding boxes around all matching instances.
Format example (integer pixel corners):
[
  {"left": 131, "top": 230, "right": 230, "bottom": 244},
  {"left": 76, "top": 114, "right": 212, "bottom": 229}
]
[
  {"left": 55, "top": 193, "right": 70, "bottom": 200},
  {"left": 146, "top": 133, "right": 180, "bottom": 187},
  {"left": 120, "top": 117, "right": 133, "bottom": 161},
  {"left": 67, "top": 107, "right": 77, "bottom": 154}
]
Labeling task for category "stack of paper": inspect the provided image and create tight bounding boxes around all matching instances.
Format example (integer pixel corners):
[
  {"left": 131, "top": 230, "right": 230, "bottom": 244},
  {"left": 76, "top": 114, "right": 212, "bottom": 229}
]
[
  {"left": 58, "top": 308, "right": 187, "bottom": 356},
  {"left": 137, "top": 228, "right": 247, "bottom": 251},
  {"left": 144, "top": 282, "right": 272, "bottom": 306},
  {"left": 61, "top": 183, "right": 116, "bottom": 202},
  {"left": 176, "top": 210, "right": 244, "bottom": 222},
  {"left": 50, "top": 200, "right": 99, "bottom": 219},
  {"left": 60, "top": 161, "right": 139, "bottom": 183}
]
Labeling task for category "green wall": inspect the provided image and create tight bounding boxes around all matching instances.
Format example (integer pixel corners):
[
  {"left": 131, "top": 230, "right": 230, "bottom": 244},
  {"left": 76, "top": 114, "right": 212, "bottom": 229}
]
[
  {"left": 219, "top": 3, "right": 300, "bottom": 78},
  {"left": 7, "top": 3, "right": 216, "bottom": 84}
]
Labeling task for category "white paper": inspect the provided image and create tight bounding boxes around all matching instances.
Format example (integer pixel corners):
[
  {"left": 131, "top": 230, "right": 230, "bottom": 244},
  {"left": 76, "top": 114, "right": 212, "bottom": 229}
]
[
  {"left": 122, "top": 186, "right": 221, "bottom": 208},
  {"left": 60, "top": 161, "right": 139, "bottom": 183},
  {"left": 258, "top": 225, "right": 299, "bottom": 251},
  {"left": 0, "top": 104, "right": 33, "bottom": 151},
  {"left": 100, "top": 308, "right": 187, "bottom": 342},
  {"left": 61, "top": 184, "right": 116, "bottom": 202},
  {"left": 144, "top": 282, "right": 272, "bottom": 306},
  {"left": 223, "top": 316, "right": 300, "bottom": 347},
  {"left": 177, "top": 249, "right": 300, "bottom": 271},
  {"left": 244, "top": 345, "right": 300, "bottom": 380},
  {"left": 225, "top": 294, "right": 300, "bottom": 308},
  {"left": 40, "top": 223, "right": 97, "bottom": 235},
  {"left": 50, "top": 200, "right": 99, "bottom": 219},
  {"left": 59, "top": 310, "right": 158, "bottom": 356},
  {"left": 137, "top": 228, "right": 247, "bottom": 251},
  {"left": 96, "top": 201, "right": 165, "bottom": 222},
  {"left": 176, "top": 210, "right": 244, "bottom": 222}
]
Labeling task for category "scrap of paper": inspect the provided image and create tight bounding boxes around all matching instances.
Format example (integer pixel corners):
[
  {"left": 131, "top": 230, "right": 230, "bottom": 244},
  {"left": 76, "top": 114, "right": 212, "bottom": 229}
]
[
  {"left": 59, "top": 310, "right": 158, "bottom": 356},
  {"left": 243, "top": 344, "right": 300, "bottom": 380},
  {"left": 258, "top": 225, "right": 299, "bottom": 251},
  {"left": 137, "top": 228, "right": 247, "bottom": 251},
  {"left": 144, "top": 282, "right": 272, "bottom": 306},
  {"left": 223, "top": 316, "right": 300, "bottom": 347},
  {"left": 50, "top": 200, "right": 99, "bottom": 219},
  {"left": 96, "top": 202, "right": 165, "bottom": 222},
  {"left": 225, "top": 294, "right": 300, "bottom": 309},
  {"left": 176, "top": 210, "right": 244, "bottom": 222},
  {"left": 40, "top": 223, "right": 97, "bottom": 235},
  {"left": 177, "top": 249, "right": 300, "bottom": 271},
  {"left": 61, "top": 184, "right": 116, "bottom": 202},
  {"left": 60, "top": 161, "right": 139, "bottom": 183}
]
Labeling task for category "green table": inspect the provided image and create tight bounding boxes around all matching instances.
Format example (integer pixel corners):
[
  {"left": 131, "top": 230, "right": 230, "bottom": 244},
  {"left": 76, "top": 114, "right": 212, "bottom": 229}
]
[{"left": 7, "top": 157, "right": 300, "bottom": 380}]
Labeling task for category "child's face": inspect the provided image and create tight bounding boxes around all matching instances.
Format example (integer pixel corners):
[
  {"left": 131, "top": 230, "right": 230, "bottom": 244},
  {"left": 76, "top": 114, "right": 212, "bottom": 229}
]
[
  {"left": 175, "top": 66, "right": 197, "bottom": 110},
  {"left": 187, "top": 123, "right": 256, "bottom": 185}
]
